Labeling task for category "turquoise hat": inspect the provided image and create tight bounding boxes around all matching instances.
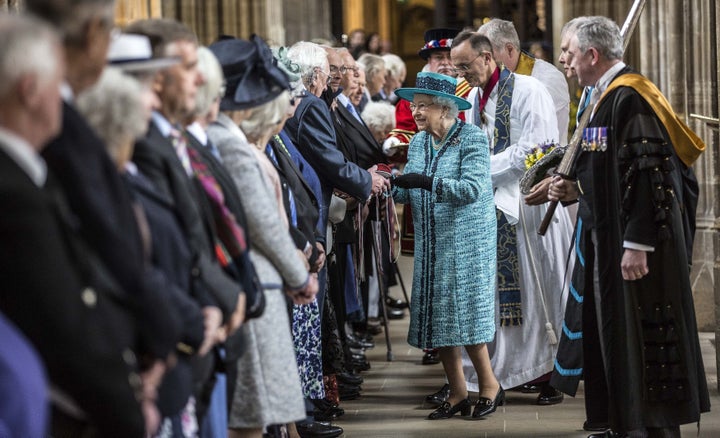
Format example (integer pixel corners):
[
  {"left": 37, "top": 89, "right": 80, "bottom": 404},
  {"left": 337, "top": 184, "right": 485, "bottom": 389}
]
[{"left": 394, "top": 72, "right": 471, "bottom": 111}]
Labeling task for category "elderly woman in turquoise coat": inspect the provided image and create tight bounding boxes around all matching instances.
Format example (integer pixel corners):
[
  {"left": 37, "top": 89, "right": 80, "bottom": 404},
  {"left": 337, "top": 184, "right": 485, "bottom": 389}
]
[{"left": 392, "top": 72, "right": 501, "bottom": 420}]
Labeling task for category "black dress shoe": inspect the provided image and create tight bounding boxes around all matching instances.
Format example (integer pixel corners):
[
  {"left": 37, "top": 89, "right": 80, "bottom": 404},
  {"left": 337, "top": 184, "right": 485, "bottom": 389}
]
[
  {"left": 587, "top": 431, "right": 617, "bottom": 438},
  {"left": 428, "top": 397, "right": 472, "bottom": 420},
  {"left": 349, "top": 358, "right": 371, "bottom": 372},
  {"left": 339, "top": 388, "right": 360, "bottom": 401},
  {"left": 584, "top": 421, "right": 610, "bottom": 432},
  {"left": 536, "top": 384, "right": 564, "bottom": 405},
  {"left": 387, "top": 307, "right": 404, "bottom": 319},
  {"left": 337, "top": 371, "right": 363, "bottom": 385},
  {"left": 350, "top": 352, "right": 367, "bottom": 362},
  {"left": 421, "top": 350, "right": 440, "bottom": 365},
  {"left": 346, "top": 333, "right": 375, "bottom": 350},
  {"left": 312, "top": 405, "right": 344, "bottom": 421},
  {"left": 424, "top": 383, "right": 450, "bottom": 407},
  {"left": 385, "top": 296, "right": 408, "bottom": 309},
  {"left": 472, "top": 387, "right": 505, "bottom": 419},
  {"left": 295, "top": 421, "right": 344, "bottom": 438},
  {"left": 519, "top": 383, "right": 541, "bottom": 393}
]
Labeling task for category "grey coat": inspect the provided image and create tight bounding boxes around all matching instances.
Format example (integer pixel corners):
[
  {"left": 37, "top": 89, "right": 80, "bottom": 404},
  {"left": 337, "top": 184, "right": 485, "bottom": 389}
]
[{"left": 207, "top": 112, "right": 307, "bottom": 427}]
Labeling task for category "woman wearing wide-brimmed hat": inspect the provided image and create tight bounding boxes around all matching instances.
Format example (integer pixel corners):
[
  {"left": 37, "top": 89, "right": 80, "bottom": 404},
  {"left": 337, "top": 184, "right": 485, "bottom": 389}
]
[
  {"left": 392, "top": 71, "right": 502, "bottom": 421},
  {"left": 207, "top": 35, "right": 319, "bottom": 438}
]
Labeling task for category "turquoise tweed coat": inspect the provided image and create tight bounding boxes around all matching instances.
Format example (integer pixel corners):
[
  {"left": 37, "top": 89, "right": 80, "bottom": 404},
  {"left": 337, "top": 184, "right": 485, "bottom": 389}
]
[{"left": 393, "top": 120, "right": 497, "bottom": 348}]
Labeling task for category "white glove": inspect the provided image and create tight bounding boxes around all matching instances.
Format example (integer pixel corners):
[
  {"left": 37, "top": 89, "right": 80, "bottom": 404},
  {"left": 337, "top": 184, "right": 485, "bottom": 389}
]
[{"left": 382, "top": 136, "right": 402, "bottom": 156}]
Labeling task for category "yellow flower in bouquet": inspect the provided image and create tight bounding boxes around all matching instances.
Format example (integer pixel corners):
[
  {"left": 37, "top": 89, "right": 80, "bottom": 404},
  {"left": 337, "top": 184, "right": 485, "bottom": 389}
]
[{"left": 524, "top": 142, "right": 557, "bottom": 170}]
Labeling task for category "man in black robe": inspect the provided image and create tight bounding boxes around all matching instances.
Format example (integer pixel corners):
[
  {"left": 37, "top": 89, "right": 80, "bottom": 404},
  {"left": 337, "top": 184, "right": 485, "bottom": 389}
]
[{"left": 549, "top": 16, "right": 710, "bottom": 438}]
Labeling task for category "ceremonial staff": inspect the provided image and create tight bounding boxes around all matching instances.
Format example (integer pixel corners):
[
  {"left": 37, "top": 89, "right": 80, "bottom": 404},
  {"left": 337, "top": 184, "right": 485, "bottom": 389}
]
[{"left": 538, "top": 0, "right": 647, "bottom": 235}]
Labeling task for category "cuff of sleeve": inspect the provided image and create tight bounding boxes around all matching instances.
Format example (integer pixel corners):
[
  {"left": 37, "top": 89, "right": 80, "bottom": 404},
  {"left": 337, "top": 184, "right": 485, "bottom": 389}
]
[{"left": 623, "top": 241, "right": 655, "bottom": 252}]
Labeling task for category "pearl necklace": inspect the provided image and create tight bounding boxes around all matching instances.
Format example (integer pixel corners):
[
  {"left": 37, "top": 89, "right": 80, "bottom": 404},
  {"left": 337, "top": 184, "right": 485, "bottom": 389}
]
[{"left": 430, "top": 123, "right": 454, "bottom": 151}]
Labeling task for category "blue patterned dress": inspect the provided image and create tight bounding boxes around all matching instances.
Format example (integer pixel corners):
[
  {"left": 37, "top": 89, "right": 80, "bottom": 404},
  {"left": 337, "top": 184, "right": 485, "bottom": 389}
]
[{"left": 393, "top": 120, "right": 496, "bottom": 348}]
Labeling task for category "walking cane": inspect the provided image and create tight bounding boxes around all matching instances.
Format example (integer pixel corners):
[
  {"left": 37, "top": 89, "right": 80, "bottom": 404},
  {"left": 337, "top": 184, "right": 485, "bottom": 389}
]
[{"left": 370, "top": 196, "right": 394, "bottom": 361}]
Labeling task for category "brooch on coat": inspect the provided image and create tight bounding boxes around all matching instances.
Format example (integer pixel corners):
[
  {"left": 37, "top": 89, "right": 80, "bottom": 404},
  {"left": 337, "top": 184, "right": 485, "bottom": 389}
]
[{"left": 581, "top": 127, "right": 608, "bottom": 152}]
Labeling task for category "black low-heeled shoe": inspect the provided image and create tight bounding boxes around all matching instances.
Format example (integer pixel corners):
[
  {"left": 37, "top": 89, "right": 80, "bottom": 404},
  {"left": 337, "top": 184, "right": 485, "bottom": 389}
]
[
  {"left": 424, "top": 383, "right": 450, "bottom": 407},
  {"left": 427, "top": 397, "right": 472, "bottom": 420},
  {"left": 472, "top": 387, "right": 505, "bottom": 419}
]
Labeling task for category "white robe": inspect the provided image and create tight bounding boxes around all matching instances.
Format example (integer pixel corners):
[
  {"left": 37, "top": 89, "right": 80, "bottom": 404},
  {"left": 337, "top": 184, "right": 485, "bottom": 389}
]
[
  {"left": 461, "top": 72, "right": 576, "bottom": 391},
  {"left": 530, "top": 58, "right": 570, "bottom": 146}
]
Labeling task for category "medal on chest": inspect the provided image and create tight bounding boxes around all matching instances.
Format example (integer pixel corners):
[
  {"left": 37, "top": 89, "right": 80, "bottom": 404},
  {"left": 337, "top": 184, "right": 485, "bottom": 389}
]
[{"left": 581, "top": 126, "right": 608, "bottom": 152}]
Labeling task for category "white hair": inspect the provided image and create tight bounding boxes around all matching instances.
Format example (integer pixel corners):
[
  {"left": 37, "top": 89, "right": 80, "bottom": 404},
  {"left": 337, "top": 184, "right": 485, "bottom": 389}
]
[
  {"left": 239, "top": 90, "right": 291, "bottom": 143},
  {"left": 382, "top": 53, "right": 406, "bottom": 79},
  {"left": 75, "top": 67, "right": 147, "bottom": 159},
  {"left": 361, "top": 101, "right": 396, "bottom": 134},
  {"left": 195, "top": 46, "right": 224, "bottom": 118},
  {"left": 432, "top": 95, "right": 460, "bottom": 119},
  {"left": 561, "top": 17, "right": 589, "bottom": 39},
  {"left": 575, "top": 16, "right": 624, "bottom": 60},
  {"left": 478, "top": 18, "right": 520, "bottom": 52},
  {"left": 287, "top": 41, "right": 328, "bottom": 89},
  {"left": 0, "top": 14, "right": 60, "bottom": 99},
  {"left": 357, "top": 53, "right": 385, "bottom": 78}
]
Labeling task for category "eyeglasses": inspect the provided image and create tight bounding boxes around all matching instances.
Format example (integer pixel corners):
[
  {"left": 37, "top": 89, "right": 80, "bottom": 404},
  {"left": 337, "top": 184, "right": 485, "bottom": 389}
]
[
  {"left": 408, "top": 102, "right": 438, "bottom": 112},
  {"left": 344, "top": 65, "right": 360, "bottom": 75},
  {"left": 452, "top": 52, "right": 487, "bottom": 74},
  {"left": 329, "top": 65, "right": 348, "bottom": 75},
  {"left": 315, "top": 69, "right": 332, "bottom": 84}
]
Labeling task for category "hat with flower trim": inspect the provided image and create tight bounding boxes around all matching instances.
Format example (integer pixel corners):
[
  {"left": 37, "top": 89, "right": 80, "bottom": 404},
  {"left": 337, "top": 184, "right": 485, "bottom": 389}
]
[{"left": 394, "top": 72, "right": 471, "bottom": 111}]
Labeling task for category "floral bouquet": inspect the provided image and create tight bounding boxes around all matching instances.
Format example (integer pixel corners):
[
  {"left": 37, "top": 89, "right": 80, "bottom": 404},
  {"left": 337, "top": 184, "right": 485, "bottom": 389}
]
[{"left": 519, "top": 142, "right": 565, "bottom": 195}]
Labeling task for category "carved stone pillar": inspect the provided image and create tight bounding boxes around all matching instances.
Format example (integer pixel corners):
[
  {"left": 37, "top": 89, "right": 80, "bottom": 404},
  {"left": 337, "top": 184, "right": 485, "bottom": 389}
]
[{"left": 283, "top": 0, "right": 333, "bottom": 44}]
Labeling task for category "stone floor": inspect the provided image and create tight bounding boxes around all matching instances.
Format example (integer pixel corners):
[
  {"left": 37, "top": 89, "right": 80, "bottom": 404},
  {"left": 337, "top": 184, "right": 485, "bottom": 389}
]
[{"left": 336, "top": 255, "right": 719, "bottom": 437}]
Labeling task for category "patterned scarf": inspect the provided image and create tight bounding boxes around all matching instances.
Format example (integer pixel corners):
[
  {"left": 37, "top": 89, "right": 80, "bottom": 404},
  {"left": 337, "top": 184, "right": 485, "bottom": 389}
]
[
  {"left": 185, "top": 143, "right": 248, "bottom": 267},
  {"left": 493, "top": 67, "right": 523, "bottom": 326}
]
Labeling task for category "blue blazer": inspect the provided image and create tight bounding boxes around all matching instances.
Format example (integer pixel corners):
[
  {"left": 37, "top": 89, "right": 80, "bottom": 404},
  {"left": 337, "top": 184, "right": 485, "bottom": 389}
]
[{"left": 284, "top": 93, "right": 372, "bottom": 230}]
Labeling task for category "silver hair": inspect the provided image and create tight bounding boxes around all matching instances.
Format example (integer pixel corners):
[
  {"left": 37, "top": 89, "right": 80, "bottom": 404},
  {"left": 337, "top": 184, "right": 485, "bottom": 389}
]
[
  {"left": 25, "top": 0, "right": 114, "bottom": 47},
  {"left": 575, "top": 16, "right": 623, "bottom": 61},
  {"left": 360, "top": 101, "right": 396, "bottom": 134},
  {"left": 357, "top": 53, "right": 385, "bottom": 79},
  {"left": 75, "top": 67, "right": 147, "bottom": 160},
  {"left": 0, "top": 14, "right": 60, "bottom": 98},
  {"left": 194, "top": 46, "right": 224, "bottom": 118},
  {"left": 432, "top": 95, "right": 460, "bottom": 119},
  {"left": 560, "top": 16, "right": 589, "bottom": 39},
  {"left": 287, "top": 42, "right": 328, "bottom": 89},
  {"left": 239, "top": 90, "right": 291, "bottom": 143},
  {"left": 478, "top": 18, "right": 520, "bottom": 52},
  {"left": 382, "top": 53, "right": 406, "bottom": 79}
]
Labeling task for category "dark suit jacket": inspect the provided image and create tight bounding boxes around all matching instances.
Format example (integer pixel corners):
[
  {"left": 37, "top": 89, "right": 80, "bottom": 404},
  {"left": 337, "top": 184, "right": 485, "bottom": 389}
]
[
  {"left": 133, "top": 121, "right": 240, "bottom": 320},
  {"left": 41, "top": 102, "right": 180, "bottom": 359},
  {"left": 333, "top": 98, "right": 388, "bottom": 173},
  {"left": 123, "top": 171, "right": 205, "bottom": 416},
  {"left": 284, "top": 93, "right": 372, "bottom": 229},
  {"left": 268, "top": 135, "right": 322, "bottom": 260},
  {"left": 0, "top": 149, "right": 144, "bottom": 437}
]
